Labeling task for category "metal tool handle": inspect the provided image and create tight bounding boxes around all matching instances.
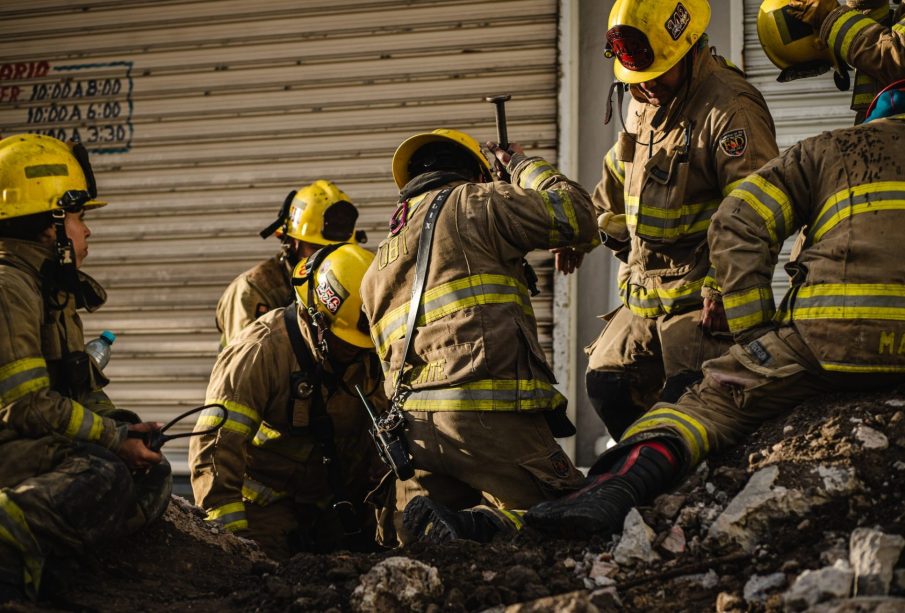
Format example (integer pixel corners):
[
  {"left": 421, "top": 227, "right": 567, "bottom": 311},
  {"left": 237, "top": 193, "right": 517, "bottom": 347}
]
[{"left": 484, "top": 94, "right": 511, "bottom": 150}]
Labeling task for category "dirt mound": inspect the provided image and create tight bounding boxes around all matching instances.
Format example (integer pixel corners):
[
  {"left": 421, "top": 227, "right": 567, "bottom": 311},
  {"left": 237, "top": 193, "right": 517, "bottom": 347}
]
[{"left": 16, "top": 387, "right": 905, "bottom": 612}]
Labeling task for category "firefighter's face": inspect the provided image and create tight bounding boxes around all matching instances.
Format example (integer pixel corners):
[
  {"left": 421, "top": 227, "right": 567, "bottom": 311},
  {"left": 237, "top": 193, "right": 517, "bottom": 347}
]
[
  {"left": 634, "top": 61, "right": 685, "bottom": 107},
  {"left": 66, "top": 210, "right": 91, "bottom": 268}
]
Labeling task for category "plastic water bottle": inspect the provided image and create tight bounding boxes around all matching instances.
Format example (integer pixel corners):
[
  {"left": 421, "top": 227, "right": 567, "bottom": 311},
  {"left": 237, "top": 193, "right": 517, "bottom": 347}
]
[{"left": 85, "top": 330, "right": 116, "bottom": 370}]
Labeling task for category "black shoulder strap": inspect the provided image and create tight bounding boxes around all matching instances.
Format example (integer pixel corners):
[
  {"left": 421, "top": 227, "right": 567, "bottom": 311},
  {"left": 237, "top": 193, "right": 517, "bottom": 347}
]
[
  {"left": 281, "top": 306, "right": 359, "bottom": 535},
  {"left": 283, "top": 305, "right": 315, "bottom": 372},
  {"left": 393, "top": 186, "right": 453, "bottom": 397}
]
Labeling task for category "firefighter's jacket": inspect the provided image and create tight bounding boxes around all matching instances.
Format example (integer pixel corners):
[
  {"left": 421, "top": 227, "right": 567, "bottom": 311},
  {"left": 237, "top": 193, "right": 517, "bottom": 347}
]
[
  {"left": 189, "top": 305, "right": 387, "bottom": 532},
  {"left": 710, "top": 113, "right": 905, "bottom": 373},
  {"left": 360, "top": 158, "right": 598, "bottom": 413},
  {"left": 0, "top": 239, "right": 126, "bottom": 459},
  {"left": 821, "top": 4, "right": 905, "bottom": 121},
  {"left": 594, "top": 45, "right": 778, "bottom": 319},
  {"left": 215, "top": 254, "right": 293, "bottom": 348}
]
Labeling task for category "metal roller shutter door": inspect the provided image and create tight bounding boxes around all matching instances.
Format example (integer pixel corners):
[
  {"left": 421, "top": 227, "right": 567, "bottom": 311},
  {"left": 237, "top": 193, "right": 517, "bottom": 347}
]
[
  {"left": 0, "top": 0, "right": 562, "bottom": 476},
  {"left": 742, "top": 0, "right": 856, "bottom": 299}
]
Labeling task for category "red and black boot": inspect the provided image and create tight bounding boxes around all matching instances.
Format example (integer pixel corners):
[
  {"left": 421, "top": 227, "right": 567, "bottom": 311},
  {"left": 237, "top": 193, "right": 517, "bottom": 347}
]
[{"left": 525, "top": 440, "right": 680, "bottom": 539}]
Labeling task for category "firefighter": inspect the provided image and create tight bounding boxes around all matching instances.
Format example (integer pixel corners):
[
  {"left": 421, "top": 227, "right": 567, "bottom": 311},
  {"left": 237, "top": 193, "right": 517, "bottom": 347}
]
[
  {"left": 0, "top": 134, "right": 170, "bottom": 601},
  {"left": 359, "top": 128, "right": 599, "bottom": 544},
  {"left": 190, "top": 242, "right": 389, "bottom": 559},
  {"left": 555, "top": 0, "right": 779, "bottom": 441},
  {"left": 216, "top": 180, "right": 364, "bottom": 348},
  {"left": 525, "top": 80, "right": 905, "bottom": 537},
  {"left": 783, "top": 0, "right": 905, "bottom": 122}
]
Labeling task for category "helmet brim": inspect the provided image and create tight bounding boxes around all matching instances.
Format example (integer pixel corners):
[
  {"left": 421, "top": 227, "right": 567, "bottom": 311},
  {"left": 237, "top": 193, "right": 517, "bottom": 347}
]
[{"left": 392, "top": 132, "right": 490, "bottom": 189}]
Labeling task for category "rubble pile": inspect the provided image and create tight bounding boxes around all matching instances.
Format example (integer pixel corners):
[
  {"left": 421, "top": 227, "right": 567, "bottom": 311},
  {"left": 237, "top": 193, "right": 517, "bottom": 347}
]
[{"left": 18, "top": 388, "right": 905, "bottom": 612}]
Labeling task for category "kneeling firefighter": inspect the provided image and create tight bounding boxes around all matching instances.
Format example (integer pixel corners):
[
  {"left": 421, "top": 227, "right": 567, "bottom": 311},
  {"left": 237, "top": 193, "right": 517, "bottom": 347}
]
[
  {"left": 216, "top": 180, "right": 366, "bottom": 348},
  {"left": 0, "top": 134, "right": 171, "bottom": 601},
  {"left": 190, "top": 238, "right": 390, "bottom": 559}
]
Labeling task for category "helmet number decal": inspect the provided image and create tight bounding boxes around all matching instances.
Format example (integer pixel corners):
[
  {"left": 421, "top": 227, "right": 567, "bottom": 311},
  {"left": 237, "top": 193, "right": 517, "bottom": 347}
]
[
  {"left": 718, "top": 129, "right": 748, "bottom": 158},
  {"left": 315, "top": 268, "right": 349, "bottom": 315},
  {"left": 666, "top": 2, "right": 691, "bottom": 42}
]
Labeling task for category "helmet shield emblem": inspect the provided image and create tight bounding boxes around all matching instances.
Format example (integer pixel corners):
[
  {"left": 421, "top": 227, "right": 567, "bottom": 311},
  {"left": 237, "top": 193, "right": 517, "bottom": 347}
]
[{"left": 606, "top": 25, "right": 655, "bottom": 72}]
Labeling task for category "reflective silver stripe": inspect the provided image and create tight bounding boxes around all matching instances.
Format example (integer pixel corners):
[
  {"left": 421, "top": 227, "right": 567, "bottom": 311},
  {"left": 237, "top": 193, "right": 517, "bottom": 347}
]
[
  {"left": 810, "top": 188, "right": 905, "bottom": 244},
  {"left": 794, "top": 293, "right": 905, "bottom": 311},
  {"left": 735, "top": 179, "right": 790, "bottom": 242},
  {"left": 0, "top": 365, "right": 47, "bottom": 399},
  {"left": 545, "top": 189, "right": 577, "bottom": 243},
  {"left": 242, "top": 477, "right": 287, "bottom": 505},
  {"left": 831, "top": 11, "right": 871, "bottom": 60},
  {"left": 520, "top": 159, "right": 558, "bottom": 190},
  {"left": 402, "top": 379, "right": 564, "bottom": 411}
]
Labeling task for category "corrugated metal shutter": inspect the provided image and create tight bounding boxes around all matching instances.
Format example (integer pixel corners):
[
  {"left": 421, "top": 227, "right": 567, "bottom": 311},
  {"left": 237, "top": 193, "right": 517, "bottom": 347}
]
[
  {"left": 742, "top": 0, "right": 856, "bottom": 299},
  {"left": 0, "top": 0, "right": 561, "bottom": 476}
]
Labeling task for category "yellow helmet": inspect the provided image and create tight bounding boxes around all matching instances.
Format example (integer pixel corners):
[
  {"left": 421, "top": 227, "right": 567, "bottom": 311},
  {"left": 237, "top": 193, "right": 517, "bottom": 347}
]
[
  {"left": 293, "top": 243, "right": 375, "bottom": 348},
  {"left": 757, "top": 0, "right": 831, "bottom": 71},
  {"left": 282, "top": 180, "right": 361, "bottom": 245},
  {"left": 606, "top": 0, "right": 711, "bottom": 84},
  {"left": 391, "top": 128, "right": 492, "bottom": 189},
  {"left": 0, "top": 134, "right": 106, "bottom": 220}
]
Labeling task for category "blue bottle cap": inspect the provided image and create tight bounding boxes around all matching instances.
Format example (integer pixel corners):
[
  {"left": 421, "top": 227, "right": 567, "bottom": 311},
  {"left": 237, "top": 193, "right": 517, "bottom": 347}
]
[{"left": 100, "top": 330, "right": 117, "bottom": 344}]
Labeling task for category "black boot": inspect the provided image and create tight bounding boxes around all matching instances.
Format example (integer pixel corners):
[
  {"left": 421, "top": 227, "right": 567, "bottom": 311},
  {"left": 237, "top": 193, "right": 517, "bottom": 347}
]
[
  {"left": 403, "top": 497, "right": 516, "bottom": 544},
  {"left": 526, "top": 440, "right": 679, "bottom": 539}
]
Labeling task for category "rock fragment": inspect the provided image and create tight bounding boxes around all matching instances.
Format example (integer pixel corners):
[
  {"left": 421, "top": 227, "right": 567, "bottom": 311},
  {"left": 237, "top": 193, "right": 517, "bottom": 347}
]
[
  {"left": 783, "top": 560, "right": 853, "bottom": 610},
  {"left": 849, "top": 528, "right": 905, "bottom": 596},
  {"left": 351, "top": 556, "right": 442, "bottom": 613},
  {"left": 613, "top": 508, "right": 659, "bottom": 566}
]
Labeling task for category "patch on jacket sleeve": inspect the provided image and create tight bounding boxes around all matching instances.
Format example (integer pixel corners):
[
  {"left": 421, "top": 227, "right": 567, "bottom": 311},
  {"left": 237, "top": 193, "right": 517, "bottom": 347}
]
[
  {"left": 718, "top": 129, "right": 748, "bottom": 157},
  {"left": 549, "top": 450, "right": 572, "bottom": 479}
]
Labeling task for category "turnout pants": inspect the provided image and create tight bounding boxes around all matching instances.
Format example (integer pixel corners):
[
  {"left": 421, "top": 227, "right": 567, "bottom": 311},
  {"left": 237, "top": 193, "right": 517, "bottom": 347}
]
[
  {"left": 614, "top": 326, "right": 903, "bottom": 471},
  {"left": 585, "top": 306, "right": 732, "bottom": 439},
  {"left": 395, "top": 411, "right": 586, "bottom": 545},
  {"left": 0, "top": 439, "right": 171, "bottom": 597}
]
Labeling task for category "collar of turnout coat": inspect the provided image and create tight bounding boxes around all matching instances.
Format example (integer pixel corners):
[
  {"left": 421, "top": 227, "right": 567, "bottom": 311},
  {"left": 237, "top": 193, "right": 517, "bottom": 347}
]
[
  {"left": 398, "top": 171, "right": 470, "bottom": 202},
  {"left": 0, "top": 238, "right": 106, "bottom": 312}
]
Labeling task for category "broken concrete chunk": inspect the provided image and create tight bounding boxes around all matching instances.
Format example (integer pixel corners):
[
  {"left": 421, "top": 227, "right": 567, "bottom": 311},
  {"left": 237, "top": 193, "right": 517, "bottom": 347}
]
[
  {"left": 783, "top": 560, "right": 853, "bottom": 611},
  {"left": 808, "top": 596, "right": 905, "bottom": 612},
  {"left": 707, "top": 465, "right": 815, "bottom": 552},
  {"left": 613, "top": 508, "right": 660, "bottom": 566},
  {"left": 654, "top": 493, "right": 686, "bottom": 520},
  {"left": 743, "top": 572, "right": 787, "bottom": 603},
  {"left": 814, "top": 465, "right": 862, "bottom": 497},
  {"left": 850, "top": 528, "right": 905, "bottom": 596},
  {"left": 659, "top": 524, "right": 687, "bottom": 556},
  {"left": 853, "top": 425, "right": 889, "bottom": 450},
  {"left": 350, "top": 556, "right": 442, "bottom": 613}
]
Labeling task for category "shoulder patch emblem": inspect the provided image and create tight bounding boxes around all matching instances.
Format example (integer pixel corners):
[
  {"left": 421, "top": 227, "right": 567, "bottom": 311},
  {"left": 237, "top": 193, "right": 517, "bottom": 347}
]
[
  {"left": 665, "top": 2, "right": 691, "bottom": 41},
  {"left": 255, "top": 303, "right": 270, "bottom": 318},
  {"left": 719, "top": 129, "right": 748, "bottom": 157},
  {"left": 549, "top": 450, "right": 572, "bottom": 479}
]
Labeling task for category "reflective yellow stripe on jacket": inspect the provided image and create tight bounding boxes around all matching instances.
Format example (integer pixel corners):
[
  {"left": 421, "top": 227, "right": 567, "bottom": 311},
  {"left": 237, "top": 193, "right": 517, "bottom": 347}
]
[
  {"left": 605, "top": 146, "right": 626, "bottom": 186},
  {"left": 206, "top": 501, "right": 248, "bottom": 532},
  {"left": 786, "top": 283, "right": 905, "bottom": 322},
  {"left": 517, "top": 158, "right": 584, "bottom": 246},
  {"left": 201, "top": 399, "right": 260, "bottom": 438},
  {"left": 724, "top": 285, "right": 776, "bottom": 334},
  {"left": 242, "top": 476, "right": 287, "bottom": 506},
  {"left": 0, "top": 357, "right": 50, "bottom": 405},
  {"left": 728, "top": 175, "right": 795, "bottom": 244},
  {"left": 625, "top": 196, "right": 720, "bottom": 240},
  {"left": 809, "top": 181, "right": 905, "bottom": 245},
  {"left": 402, "top": 378, "right": 565, "bottom": 412},
  {"left": 372, "top": 274, "right": 533, "bottom": 358},
  {"left": 620, "top": 275, "right": 711, "bottom": 318},
  {"left": 827, "top": 10, "right": 875, "bottom": 64},
  {"left": 622, "top": 405, "right": 711, "bottom": 466}
]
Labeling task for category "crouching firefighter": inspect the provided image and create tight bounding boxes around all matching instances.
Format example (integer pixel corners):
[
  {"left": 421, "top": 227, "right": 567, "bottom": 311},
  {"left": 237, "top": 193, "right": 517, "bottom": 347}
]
[
  {"left": 216, "top": 180, "right": 366, "bottom": 348},
  {"left": 0, "top": 134, "right": 172, "bottom": 602},
  {"left": 412, "top": 81, "right": 905, "bottom": 543},
  {"left": 190, "top": 239, "right": 390, "bottom": 559}
]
